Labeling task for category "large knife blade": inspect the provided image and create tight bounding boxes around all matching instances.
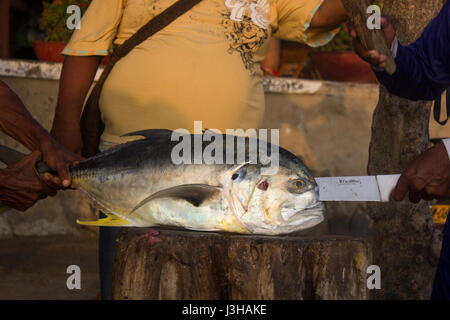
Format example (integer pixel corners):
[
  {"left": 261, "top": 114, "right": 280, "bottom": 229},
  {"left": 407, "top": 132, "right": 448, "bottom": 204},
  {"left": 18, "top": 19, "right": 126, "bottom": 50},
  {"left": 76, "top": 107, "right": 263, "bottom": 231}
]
[{"left": 315, "top": 174, "right": 401, "bottom": 202}]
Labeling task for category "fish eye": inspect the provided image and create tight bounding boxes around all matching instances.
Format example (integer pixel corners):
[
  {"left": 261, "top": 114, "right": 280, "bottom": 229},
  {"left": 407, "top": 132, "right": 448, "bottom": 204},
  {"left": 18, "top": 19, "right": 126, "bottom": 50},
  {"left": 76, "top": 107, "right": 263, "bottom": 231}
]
[
  {"left": 231, "top": 165, "right": 247, "bottom": 181},
  {"left": 295, "top": 180, "right": 305, "bottom": 188},
  {"left": 287, "top": 178, "right": 309, "bottom": 194}
]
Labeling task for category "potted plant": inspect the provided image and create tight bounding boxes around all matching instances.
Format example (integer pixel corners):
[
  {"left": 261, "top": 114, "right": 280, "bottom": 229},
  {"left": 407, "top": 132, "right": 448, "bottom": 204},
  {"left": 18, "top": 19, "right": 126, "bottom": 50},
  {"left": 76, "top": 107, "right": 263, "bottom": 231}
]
[
  {"left": 310, "top": 25, "right": 378, "bottom": 83},
  {"left": 310, "top": 0, "right": 384, "bottom": 83},
  {"left": 33, "top": 0, "right": 91, "bottom": 62}
]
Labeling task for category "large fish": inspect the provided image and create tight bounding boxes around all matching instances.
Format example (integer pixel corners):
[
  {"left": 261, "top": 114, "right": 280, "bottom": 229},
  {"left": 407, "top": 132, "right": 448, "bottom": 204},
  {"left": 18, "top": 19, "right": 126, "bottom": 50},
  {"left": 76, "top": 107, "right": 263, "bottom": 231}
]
[{"left": 0, "top": 130, "right": 324, "bottom": 235}]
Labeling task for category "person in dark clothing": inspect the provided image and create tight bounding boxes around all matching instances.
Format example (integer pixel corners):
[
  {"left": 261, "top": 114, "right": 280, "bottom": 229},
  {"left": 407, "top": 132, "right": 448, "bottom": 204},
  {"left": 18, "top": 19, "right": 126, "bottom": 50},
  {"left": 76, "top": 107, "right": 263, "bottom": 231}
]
[{"left": 352, "top": 0, "right": 450, "bottom": 299}]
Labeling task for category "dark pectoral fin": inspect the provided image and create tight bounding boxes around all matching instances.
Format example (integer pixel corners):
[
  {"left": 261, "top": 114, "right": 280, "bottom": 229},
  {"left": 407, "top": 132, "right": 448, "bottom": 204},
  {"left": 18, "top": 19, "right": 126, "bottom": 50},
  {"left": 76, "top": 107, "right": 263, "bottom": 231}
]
[
  {"left": 121, "top": 129, "right": 174, "bottom": 139},
  {"left": 131, "top": 184, "right": 222, "bottom": 213}
]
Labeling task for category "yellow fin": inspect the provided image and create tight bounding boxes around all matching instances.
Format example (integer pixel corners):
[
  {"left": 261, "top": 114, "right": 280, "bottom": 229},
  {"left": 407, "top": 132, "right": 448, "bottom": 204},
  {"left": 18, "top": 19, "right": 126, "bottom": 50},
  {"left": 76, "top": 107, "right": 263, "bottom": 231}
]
[{"left": 77, "top": 213, "right": 131, "bottom": 227}]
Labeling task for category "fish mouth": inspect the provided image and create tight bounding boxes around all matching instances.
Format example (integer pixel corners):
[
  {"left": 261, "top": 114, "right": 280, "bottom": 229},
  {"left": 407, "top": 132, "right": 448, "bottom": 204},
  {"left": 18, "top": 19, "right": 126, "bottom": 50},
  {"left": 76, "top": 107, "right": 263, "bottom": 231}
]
[
  {"left": 296, "top": 202, "right": 325, "bottom": 215},
  {"left": 281, "top": 201, "right": 324, "bottom": 219},
  {"left": 282, "top": 202, "right": 325, "bottom": 227}
]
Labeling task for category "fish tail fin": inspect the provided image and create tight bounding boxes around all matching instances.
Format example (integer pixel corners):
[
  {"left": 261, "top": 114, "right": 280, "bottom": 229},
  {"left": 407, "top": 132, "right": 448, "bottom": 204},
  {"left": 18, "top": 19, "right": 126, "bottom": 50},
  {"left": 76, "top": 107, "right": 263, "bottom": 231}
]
[{"left": 77, "top": 213, "right": 132, "bottom": 227}]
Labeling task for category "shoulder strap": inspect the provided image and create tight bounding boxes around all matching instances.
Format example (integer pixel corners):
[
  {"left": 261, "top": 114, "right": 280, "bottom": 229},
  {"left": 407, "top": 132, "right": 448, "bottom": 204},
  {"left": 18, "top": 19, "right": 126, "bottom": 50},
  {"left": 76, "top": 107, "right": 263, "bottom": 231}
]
[
  {"left": 80, "top": 0, "right": 203, "bottom": 157},
  {"left": 433, "top": 87, "right": 450, "bottom": 126},
  {"left": 111, "top": 0, "right": 203, "bottom": 62}
]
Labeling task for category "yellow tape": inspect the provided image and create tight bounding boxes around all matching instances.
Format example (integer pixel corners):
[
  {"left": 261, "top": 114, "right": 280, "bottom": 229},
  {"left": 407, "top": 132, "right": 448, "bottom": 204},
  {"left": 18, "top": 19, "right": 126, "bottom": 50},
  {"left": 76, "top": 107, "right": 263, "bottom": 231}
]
[{"left": 430, "top": 205, "right": 449, "bottom": 224}]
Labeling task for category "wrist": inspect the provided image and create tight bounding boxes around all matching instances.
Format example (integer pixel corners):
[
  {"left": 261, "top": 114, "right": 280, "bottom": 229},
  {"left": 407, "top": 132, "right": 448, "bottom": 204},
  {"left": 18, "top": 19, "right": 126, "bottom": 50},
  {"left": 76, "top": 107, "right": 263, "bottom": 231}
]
[{"left": 38, "top": 133, "right": 58, "bottom": 156}]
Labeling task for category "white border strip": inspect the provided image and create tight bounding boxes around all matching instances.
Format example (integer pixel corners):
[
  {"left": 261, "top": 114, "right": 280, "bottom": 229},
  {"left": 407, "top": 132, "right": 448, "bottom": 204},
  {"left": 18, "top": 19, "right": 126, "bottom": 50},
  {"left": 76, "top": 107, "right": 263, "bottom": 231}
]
[{"left": 0, "top": 59, "right": 104, "bottom": 81}]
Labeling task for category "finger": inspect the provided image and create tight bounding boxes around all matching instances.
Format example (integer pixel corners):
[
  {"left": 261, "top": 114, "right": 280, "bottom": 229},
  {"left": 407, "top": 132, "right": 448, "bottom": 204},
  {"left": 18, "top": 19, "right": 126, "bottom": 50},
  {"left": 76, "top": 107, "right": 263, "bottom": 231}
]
[
  {"left": 393, "top": 174, "right": 409, "bottom": 201},
  {"left": 13, "top": 203, "right": 28, "bottom": 212},
  {"left": 56, "top": 165, "right": 71, "bottom": 188},
  {"left": 52, "top": 176, "right": 61, "bottom": 186},
  {"left": 421, "top": 191, "right": 434, "bottom": 202},
  {"left": 40, "top": 184, "right": 57, "bottom": 197},
  {"left": 368, "top": 51, "right": 382, "bottom": 61},
  {"left": 39, "top": 175, "right": 59, "bottom": 197},
  {"left": 42, "top": 173, "right": 61, "bottom": 189},
  {"left": 434, "top": 184, "right": 448, "bottom": 198},
  {"left": 353, "top": 40, "right": 371, "bottom": 61},
  {"left": 409, "top": 176, "right": 427, "bottom": 193},
  {"left": 409, "top": 190, "right": 422, "bottom": 203},
  {"left": 380, "top": 17, "right": 389, "bottom": 29},
  {"left": 425, "top": 184, "right": 448, "bottom": 199},
  {"left": 367, "top": 51, "right": 385, "bottom": 67}
]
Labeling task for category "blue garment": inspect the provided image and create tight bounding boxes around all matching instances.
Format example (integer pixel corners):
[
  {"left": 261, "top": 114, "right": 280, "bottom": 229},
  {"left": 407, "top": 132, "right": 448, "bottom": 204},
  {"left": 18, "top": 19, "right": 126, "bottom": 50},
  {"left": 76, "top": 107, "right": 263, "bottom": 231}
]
[
  {"left": 432, "top": 219, "right": 450, "bottom": 300},
  {"left": 375, "top": 1, "right": 450, "bottom": 300},
  {"left": 375, "top": 0, "right": 450, "bottom": 101}
]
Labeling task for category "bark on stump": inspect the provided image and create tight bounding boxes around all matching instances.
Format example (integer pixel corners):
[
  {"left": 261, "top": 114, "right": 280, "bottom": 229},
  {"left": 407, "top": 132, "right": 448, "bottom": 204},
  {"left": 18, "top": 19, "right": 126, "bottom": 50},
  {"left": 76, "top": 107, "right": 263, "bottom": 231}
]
[
  {"left": 366, "top": 0, "right": 444, "bottom": 299},
  {"left": 111, "top": 228, "right": 371, "bottom": 300}
]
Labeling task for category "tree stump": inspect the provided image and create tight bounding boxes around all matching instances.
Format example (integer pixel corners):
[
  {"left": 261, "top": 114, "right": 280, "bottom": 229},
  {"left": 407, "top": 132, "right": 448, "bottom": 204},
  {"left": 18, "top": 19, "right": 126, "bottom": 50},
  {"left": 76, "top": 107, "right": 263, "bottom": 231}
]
[
  {"left": 366, "top": 0, "right": 444, "bottom": 299},
  {"left": 111, "top": 228, "right": 371, "bottom": 300}
]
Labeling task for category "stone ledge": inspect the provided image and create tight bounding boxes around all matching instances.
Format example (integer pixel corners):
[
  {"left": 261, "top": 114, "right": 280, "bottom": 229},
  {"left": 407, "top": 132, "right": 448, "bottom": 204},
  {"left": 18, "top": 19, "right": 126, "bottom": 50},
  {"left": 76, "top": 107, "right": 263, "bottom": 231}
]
[
  {"left": 0, "top": 58, "right": 104, "bottom": 81},
  {"left": 0, "top": 58, "right": 377, "bottom": 95}
]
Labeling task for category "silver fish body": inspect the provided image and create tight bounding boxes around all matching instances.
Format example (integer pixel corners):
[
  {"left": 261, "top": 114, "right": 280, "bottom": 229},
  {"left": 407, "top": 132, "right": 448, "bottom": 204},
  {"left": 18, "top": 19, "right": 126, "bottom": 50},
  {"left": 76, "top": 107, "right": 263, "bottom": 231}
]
[{"left": 70, "top": 130, "right": 324, "bottom": 235}]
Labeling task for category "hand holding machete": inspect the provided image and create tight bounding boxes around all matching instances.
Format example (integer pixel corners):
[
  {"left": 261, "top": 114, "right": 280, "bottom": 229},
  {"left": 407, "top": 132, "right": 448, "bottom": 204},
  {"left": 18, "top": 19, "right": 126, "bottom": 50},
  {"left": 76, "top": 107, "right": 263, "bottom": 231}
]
[
  {"left": 0, "top": 151, "right": 57, "bottom": 211},
  {"left": 0, "top": 80, "right": 83, "bottom": 211},
  {"left": 393, "top": 142, "right": 450, "bottom": 203}
]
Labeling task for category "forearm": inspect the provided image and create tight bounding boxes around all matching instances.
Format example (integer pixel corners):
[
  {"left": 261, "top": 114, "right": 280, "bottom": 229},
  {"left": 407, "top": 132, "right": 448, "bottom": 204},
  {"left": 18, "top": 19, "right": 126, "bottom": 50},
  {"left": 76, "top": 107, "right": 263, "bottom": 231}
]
[
  {"left": 375, "top": 42, "right": 448, "bottom": 101},
  {"left": 53, "top": 56, "right": 101, "bottom": 127},
  {"left": 375, "top": 2, "right": 450, "bottom": 101},
  {"left": 310, "top": 0, "right": 348, "bottom": 29},
  {"left": 0, "top": 81, "right": 52, "bottom": 151}
]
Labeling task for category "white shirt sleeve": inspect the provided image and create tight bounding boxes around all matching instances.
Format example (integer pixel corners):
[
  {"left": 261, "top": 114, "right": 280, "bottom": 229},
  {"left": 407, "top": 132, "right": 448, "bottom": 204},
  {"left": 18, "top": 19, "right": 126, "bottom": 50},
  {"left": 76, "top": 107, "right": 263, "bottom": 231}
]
[
  {"left": 442, "top": 138, "right": 450, "bottom": 159},
  {"left": 391, "top": 36, "right": 399, "bottom": 58}
]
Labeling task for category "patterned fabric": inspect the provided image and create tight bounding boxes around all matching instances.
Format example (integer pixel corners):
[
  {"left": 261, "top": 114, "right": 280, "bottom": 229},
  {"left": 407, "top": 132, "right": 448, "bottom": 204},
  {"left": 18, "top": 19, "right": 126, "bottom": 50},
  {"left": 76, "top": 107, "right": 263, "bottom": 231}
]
[{"left": 64, "top": 0, "right": 338, "bottom": 144}]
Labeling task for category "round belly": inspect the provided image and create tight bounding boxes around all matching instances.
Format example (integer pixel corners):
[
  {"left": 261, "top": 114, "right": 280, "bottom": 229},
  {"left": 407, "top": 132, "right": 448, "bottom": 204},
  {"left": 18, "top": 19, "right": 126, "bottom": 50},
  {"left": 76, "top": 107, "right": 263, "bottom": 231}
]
[{"left": 99, "top": 41, "right": 265, "bottom": 143}]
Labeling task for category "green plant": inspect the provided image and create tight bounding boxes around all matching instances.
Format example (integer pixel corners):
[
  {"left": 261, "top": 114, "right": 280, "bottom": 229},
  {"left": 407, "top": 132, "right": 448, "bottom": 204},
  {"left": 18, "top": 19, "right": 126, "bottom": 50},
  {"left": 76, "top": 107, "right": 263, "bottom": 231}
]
[
  {"left": 316, "top": 0, "right": 384, "bottom": 52},
  {"left": 39, "top": 0, "right": 91, "bottom": 42},
  {"left": 317, "top": 25, "right": 354, "bottom": 52}
]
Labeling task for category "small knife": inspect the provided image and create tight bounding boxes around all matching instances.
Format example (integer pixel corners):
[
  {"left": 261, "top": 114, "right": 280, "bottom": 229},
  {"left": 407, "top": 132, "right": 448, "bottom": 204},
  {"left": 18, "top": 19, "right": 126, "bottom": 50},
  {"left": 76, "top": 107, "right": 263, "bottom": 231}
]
[{"left": 315, "top": 174, "right": 401, "bottom": 202}]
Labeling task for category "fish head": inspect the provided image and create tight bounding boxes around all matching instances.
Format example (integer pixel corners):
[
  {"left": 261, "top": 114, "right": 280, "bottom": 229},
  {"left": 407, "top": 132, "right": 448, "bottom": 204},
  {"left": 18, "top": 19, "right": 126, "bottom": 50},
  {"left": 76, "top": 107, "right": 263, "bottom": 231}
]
[{"left": 223, "top": 164, "right": 324, "bottom": 235}]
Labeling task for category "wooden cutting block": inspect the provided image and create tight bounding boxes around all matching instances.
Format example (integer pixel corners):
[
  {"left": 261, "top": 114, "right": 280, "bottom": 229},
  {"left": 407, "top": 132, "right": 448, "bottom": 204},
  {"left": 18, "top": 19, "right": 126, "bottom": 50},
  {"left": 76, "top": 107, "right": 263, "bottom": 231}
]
[{"left": 111, "top": 228, "right": 372, "bottom": 300}]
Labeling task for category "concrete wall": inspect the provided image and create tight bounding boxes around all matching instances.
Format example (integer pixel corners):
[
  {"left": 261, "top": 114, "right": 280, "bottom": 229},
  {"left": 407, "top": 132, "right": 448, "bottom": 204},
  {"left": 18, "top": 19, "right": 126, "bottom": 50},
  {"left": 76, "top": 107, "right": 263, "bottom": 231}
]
[
  {"left": 0, "top": 76, "right": 95, "bottom": 238},
  {"left": 1, "top": 59, "right": 449, "bottom": 238}
]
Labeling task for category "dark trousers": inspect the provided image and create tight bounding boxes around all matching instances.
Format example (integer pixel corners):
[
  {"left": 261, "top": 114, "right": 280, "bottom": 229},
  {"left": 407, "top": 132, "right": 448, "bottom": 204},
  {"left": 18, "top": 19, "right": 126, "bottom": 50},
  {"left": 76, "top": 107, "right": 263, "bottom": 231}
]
[
  {"left": 431, "top": 217, "right": 450, "bottom": 300},
  {"left": 99, "top": 212, "right": 122, "bottom": 300}
]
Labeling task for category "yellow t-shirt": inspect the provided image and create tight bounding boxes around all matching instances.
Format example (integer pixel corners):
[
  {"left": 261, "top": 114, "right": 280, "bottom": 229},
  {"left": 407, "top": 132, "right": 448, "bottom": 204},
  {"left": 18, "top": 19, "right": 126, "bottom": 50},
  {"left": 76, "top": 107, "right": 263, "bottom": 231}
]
[{"left": 63, "top": 0, "right": 337, "bottom": 144}]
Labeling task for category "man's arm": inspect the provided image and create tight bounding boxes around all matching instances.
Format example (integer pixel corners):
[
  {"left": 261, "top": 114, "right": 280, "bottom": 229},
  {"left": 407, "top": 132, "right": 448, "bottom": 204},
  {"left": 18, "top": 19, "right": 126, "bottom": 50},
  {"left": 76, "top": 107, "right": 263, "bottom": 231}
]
[
  {"left": 310, "top": 0, "right": 348, "bottom": 29},
  {"left": 0, "top": 81, "right": 52, "bottom": 153},
  {"left": 352, "top": 2, "right": 450, "bottom": 101},
  {"left": 0, "top": 80, "right": 83, "bottom": 187},
  {"left": 51, "top": 56, "right": 102, "bottom": 154}
]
